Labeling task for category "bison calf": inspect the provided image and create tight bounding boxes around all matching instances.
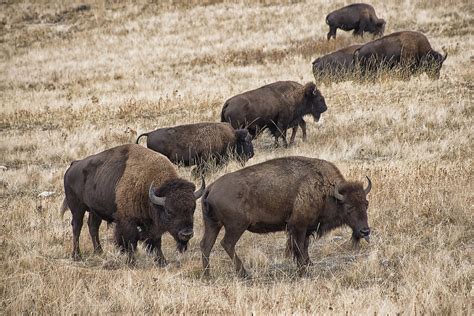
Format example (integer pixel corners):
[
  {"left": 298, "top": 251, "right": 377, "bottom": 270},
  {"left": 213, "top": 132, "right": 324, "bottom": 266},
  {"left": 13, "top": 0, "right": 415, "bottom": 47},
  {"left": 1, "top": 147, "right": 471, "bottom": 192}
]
[
  {"left": 61, "top": 144, "right": 205, "bottom": 265},
  {"left": 221, "top": 81, "right": 327, "bottom": 146},
  {"left": 354, "top": 31, "right": 448, "bottom": 80},
  {"left": 136, "top": 122, "right": 254, "bottom": 174},
  {"left": 200, "top": 156, "right": 372, "bottom": 277},
  {"left": 326, "top": 3, "right": 385, "bottom": 40}
]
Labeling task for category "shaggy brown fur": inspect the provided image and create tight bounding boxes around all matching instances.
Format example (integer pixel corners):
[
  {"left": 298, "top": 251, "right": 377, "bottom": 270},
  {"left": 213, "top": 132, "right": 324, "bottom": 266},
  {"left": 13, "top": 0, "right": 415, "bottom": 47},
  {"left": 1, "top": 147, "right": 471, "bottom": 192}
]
[
  {"left": 61, "top": 144, "right": 202, "bottom": 264},
  {"left": 221, "top": 81, "right": 327, "bottom": 146},
  {"left": 136, "top": 122, "right": 254, "bottom": 171},
  {"left": 312, "top": 44, "right": 363, "bottom": 82},
  {"left": 200, "top": 156, "right": 372, "bottom": 277},
  {"left": 354, "top": 31, "right": 448, "bottom": 79},
  {"left": 326, "top": 3, "right": 385, "bottom": 40}
]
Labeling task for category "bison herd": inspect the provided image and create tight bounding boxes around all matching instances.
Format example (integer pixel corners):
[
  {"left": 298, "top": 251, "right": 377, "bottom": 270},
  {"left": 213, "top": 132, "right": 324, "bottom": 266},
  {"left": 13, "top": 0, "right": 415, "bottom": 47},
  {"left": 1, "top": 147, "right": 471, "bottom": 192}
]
[{"left": 60, "top": 3, "right": 447, "bottom": 277}]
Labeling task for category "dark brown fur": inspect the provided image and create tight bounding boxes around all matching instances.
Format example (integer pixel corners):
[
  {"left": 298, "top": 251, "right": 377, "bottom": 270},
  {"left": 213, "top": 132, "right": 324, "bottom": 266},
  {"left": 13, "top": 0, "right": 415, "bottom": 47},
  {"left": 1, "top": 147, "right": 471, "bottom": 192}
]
[
  {"left": 354, "top": 31, "right": 448, "bottom": 79},
  {"left": 200, "top": 156, "right": 372, "bottom": 277},
  {"left": 312, "top": 44, "right": 363, "bottom": 82},
  {"left": 221, "top": 81, "right": 327, "bottom": 146},
  {"left": 61, "top": 144, "right": 203, "bottom": 265},
  {"left": 136, "top": 122, "right": 254, "bottom": 173},
  {"left": 326, "top": 3, "right": 385, "bottom": 40}
]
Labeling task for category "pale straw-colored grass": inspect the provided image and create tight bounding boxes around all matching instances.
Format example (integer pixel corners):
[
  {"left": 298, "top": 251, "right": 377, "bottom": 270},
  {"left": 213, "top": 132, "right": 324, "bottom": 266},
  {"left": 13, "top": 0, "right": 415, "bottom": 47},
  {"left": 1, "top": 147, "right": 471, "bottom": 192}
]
[{"left": 1, "top": 0, "right": 472, "bottom": 314}]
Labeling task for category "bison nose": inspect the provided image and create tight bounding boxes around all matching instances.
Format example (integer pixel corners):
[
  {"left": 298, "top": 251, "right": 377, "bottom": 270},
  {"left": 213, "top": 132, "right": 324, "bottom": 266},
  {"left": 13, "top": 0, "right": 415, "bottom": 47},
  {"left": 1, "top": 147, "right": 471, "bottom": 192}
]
[
  {"left": 178, "top": 228, "right": 194, "bottom": 241},
  {"left": 360, "top": 228, "right": 370, "bottom": 236}
]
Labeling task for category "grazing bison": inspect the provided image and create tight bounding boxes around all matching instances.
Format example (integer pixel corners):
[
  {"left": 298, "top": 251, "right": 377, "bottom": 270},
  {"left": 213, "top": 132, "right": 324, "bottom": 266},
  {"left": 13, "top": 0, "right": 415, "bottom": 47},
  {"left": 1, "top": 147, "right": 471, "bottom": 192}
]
[
  {"left": 221, "top": 81, "right": 327, "bottom": 146},
  {"left": 354, "top": 31, "right": 448, "bottom": 79},
  {"left": 200, "top": 156, "right": 372, "bottom": 277},
  {"left": 312, "top": 44, "right": 363, "bottom": 81},
  {"left": 326, "top": 3, "right": 385, "bottom": 40},
  {"left": 60, "top": 144, "right": 205, "bottom": 265},
  {"left": 136, "top": 122, "right": 254, "bottom": 174}
]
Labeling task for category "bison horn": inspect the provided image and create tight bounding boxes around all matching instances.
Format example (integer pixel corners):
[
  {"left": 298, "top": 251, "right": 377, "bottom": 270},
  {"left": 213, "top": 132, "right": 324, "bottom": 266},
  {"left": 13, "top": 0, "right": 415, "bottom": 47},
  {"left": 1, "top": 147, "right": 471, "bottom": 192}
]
[
  {"left": 364, "top": 176, "right": 372, "bottom": 195},
  {"left": 312, "top": 88, "right": 318, "bottom": 96},
  {"left": 194, "top": 176, "right": 206, "bottom": 200},
  {"left": 149, "top": 182, "right": 166, "bottom": 206},
  {"left": 334, "top": 183, "right": 345, "bottom": 202}
]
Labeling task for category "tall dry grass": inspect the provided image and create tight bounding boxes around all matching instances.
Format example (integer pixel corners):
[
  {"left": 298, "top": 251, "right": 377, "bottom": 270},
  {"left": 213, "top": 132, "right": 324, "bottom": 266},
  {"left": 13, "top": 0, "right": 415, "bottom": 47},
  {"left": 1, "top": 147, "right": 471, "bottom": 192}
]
[{"left": 1, "top": 0, "right": 473, "bottom": 314}]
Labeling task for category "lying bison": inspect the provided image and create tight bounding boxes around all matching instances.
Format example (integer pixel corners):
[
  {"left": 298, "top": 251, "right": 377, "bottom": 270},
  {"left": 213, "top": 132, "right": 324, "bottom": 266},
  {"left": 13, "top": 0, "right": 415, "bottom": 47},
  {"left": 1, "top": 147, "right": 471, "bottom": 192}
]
[
  {"left": 136, "top": 122, "right": 254, "bottom": 174},
  {"left": 354, "top": 31, "right": 448, "bottom": 79},
  {"left": 200, "top": 156, "right": 372, "bottom": 277},
  {"left": 221, "top": 81, "right": 327, "bottom": 146},
  {"left": 326, "top": 3, "right": 385, "bottom": 40},
  {"left": 60, "top": 144, "right": 205, "bottom": 265},
  {"left": 312, "top": 44, "right": 363, "bottom": 82}
]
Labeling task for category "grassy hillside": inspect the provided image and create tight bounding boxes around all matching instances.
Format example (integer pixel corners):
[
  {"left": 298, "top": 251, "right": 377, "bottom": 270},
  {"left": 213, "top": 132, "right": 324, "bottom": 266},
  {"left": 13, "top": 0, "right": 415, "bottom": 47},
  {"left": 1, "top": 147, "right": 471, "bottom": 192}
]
[{"left": 1, "top": 0, "right": 472, "bottom": 313}]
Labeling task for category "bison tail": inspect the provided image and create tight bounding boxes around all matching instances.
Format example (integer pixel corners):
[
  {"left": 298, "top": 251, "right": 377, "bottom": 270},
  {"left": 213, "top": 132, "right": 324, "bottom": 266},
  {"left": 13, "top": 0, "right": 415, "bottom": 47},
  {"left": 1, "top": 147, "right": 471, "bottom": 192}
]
[
  {"left": 135, "top": 132, "right": 149, "bottom": 144},
  {"left": 59, "top": 198, "right": 69, "bottom": 219}
]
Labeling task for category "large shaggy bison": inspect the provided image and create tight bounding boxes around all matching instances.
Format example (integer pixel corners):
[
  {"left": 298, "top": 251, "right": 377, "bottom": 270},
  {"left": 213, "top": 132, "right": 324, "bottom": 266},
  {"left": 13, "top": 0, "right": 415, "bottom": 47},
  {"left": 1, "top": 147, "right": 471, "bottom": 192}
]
[
  {"left": 326, "top": 3, "right": 385, "bottom": 40},
  {"left": 136, "top": 122, "right": 254, "bottom": 174},
  {"left": 312, "top": 44, "right": 363, "bottom": 82},
  {"left": 200, "top": 156, "right": 372, "bottom": 277},
  {"left": 221, "top": 81, "right": 327, "bottom": 146},
  {"left": 60, "top": 144, "right": 205, "bottom": 265},
  {"left": 354, "top": 31, "right": 448, "bottom": 79}
]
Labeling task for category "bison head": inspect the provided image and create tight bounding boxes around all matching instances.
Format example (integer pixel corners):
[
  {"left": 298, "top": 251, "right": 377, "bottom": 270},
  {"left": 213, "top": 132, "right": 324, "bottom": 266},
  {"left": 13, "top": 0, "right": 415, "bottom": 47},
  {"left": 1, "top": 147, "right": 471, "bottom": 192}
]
[
  {"left": 375, "top": 19, "right": 386, "bottom": 37},
  {"left": 425, "top": 49, "right": 448, "bottom": 80},
  {"left": 304, "top": 82, "right": 327, "bottom": 122},
  {"left": 334, "top": 177, "right": 372, "bottom": 243},
  {"left": 234, "top": 129, "right": 254, "bottom": 161},
  {"left": 148, "top": 177, "right": 205, "bottom": 252}
]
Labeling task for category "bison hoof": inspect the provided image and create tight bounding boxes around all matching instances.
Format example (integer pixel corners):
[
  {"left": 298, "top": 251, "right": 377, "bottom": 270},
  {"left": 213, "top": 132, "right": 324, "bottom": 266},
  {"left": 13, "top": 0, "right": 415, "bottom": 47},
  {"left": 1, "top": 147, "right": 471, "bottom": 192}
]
[
  {"left": 155, "top": 258, "right": 168, "bottom": 268},
  {"left": 71, "top": 252, "right": 82, "bottom": 261},
  {"left": 238, "top": 269, "right": 251, "bottom": 279}
]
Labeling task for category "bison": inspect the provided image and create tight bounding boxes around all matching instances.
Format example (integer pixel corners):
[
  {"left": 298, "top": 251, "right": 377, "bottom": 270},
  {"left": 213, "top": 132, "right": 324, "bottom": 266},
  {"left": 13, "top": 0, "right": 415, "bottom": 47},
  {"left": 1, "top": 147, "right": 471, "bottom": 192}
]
[
  {"left": 60, "top": 144, "right": 205, "bottom": 265},
  {"left": 200, "top": 156, "right": 372, "bottom": 277},
  {"left": 326, "top": 3, "right": 385, "bottom": 40},
  {"left": 221, "top": 81, "right": 327, "bottom": 146},
  {"left": 312, "top": 44, "right": 363, "bottom": 82},
  {"left": 354, "top": 31, "right": 448, "bottom": 79},
  {"left": 136, "top": 122, "right": 254, "bottom": 174}
]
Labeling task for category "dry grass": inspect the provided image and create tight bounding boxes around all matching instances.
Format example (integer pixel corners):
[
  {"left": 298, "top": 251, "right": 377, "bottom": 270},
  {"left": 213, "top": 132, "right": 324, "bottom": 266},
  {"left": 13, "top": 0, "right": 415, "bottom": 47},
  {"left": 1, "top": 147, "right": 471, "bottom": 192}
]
[{"left": 1, "top": 0, "right": 473, "bottom": 314}]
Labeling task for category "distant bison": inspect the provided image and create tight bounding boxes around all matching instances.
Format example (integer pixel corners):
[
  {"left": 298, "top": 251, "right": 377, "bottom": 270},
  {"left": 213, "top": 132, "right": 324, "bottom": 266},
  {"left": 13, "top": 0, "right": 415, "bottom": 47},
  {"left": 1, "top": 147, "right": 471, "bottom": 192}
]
[
  {"left": 221, "top": 81, "right": 327, "bottom": 146},
  {"left": 312, "top": 44, "right": 363, "bottom": 81},
  {"left": 326, "top": 3, "right": 385, "bottom": 40},
  {"left": 60, "top": 144, "right": 205, "bottom": 265},
  {"left": 354, "top": 31, "right": 448, "bottom": 79},
  {"left": 136, "top": 122, "right": 254, "bottom": 173},
  {"left": 200, "top": 156, "right": 372, "bottom": 277}
]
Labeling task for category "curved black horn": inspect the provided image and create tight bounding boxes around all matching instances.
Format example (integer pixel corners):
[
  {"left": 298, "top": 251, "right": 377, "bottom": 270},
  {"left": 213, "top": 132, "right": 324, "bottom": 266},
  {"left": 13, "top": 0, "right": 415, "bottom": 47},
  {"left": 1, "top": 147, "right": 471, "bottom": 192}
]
[
  {"left": 364, "top": 176, "right": 372, "bottom": 195},
  {"left": 149, "top": 182, "right": 166, "bottom": 206},
  {"left": 334, "top": 183, "right": 345, "bottom": 201},
  {"left": 194, "top": 176, "right": 206, "bottom": 199}
]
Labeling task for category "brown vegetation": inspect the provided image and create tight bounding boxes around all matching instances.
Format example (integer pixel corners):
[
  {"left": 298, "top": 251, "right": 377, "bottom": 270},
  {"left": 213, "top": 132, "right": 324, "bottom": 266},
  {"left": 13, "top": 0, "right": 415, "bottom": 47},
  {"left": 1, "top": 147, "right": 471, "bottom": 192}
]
[{"left": 1, "top": 0, "right": 472, "bottom": 314}]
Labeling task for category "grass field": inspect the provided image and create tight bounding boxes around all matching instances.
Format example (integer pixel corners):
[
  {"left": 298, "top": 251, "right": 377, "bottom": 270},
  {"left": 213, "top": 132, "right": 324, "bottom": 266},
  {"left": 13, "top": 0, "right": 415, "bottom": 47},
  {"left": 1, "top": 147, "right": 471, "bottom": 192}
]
[{"left": 1, "top": 0, "right": 473, "bottom": 314}]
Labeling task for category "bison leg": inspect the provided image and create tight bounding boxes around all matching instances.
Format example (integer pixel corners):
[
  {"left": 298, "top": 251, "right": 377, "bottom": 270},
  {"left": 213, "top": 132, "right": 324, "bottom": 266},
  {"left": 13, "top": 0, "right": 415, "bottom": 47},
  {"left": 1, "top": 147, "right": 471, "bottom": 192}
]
[
  {"left": 87, "top": 212, "right": 103, "bottom": 254},
  {"left": 115, "top": 220, "right": 139, "bottom": 264},
  {"left": 299, "top": 120, "right": 307, "bottom": 142},
  {"left": 327, "top": 26, "right": 337, "bottom": 40},
  {"left": 147, "top": 237, "right": 167, "bottom": 267},
  {"left": 200, "top": 217, "right": 222, "bottom": 277},
  {"left": 289, "top": 126, "right": 298, "bottom": 146},
  {"left": 288, "top": 226, "right": 311, "bottom": 269},
  {"left": 70, "top": 206, "right": 86, "bottom": 260},
  {"left": 220, "top": 226, "right": 248, "bottom": 278}
]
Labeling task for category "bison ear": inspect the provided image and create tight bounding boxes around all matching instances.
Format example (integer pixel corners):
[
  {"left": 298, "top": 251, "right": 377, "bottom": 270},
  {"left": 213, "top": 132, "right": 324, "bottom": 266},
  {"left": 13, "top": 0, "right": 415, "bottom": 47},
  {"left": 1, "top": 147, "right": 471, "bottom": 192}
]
[
  {"left": 304, "top": 82, "right": 317, "bottom": 97},
  {"left": 235, "top": 129, "right": 249, "bottom": 141}
]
